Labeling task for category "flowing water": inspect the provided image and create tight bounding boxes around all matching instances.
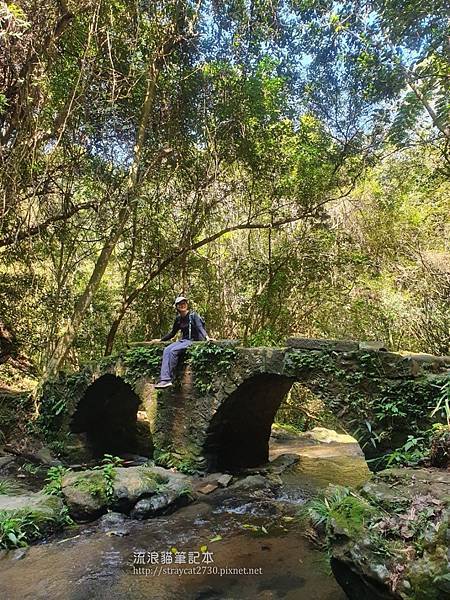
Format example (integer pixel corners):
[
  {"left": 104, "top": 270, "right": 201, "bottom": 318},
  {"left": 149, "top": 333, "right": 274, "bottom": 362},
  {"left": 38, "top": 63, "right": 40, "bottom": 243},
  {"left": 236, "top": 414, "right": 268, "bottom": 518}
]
[{"left": 0, "top": 433, "right": 370, "bottom": 600}]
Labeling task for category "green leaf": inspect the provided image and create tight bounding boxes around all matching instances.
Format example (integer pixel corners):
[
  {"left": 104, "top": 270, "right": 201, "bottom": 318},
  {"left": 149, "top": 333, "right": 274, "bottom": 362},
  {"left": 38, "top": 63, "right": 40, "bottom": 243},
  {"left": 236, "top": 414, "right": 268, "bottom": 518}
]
[
  {"left": 7, "top": 532, "right": 18, "bottom": 544},
  {"left": 242, "top": 523, "right": 259, "bottom": 531}
]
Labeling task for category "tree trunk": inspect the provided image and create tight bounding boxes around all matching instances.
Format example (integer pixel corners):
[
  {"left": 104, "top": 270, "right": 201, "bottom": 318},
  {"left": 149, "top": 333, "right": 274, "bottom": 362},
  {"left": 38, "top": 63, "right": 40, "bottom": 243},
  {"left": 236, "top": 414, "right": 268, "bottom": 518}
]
[
  {"left": 0, "top": 320, "right": 17, "bottom": 364},
  {"left": 103, "top": 211, "right": 319, "bottom": 354},
  {"left": 43, "top": 58, "right": 159, "bottom": 380},
  {"left": 104, "top": 312, "right": 125, "bottom": 357}
]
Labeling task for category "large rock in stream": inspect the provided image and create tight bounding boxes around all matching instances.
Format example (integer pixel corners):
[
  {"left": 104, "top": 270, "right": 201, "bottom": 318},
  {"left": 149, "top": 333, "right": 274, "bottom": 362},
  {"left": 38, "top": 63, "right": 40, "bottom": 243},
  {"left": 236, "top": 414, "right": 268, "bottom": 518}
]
[
  {"left": 62, "top": 465, "right": 193, "bottom": 521},
  {"left": 0, "top": 492, "right": 66, "bottom": 540},
  {"left": 328, "top": 467, "right": 450, "bottom": 600},
  {"left": 270, "top": 426, "right": 371, "bottom": 488}
]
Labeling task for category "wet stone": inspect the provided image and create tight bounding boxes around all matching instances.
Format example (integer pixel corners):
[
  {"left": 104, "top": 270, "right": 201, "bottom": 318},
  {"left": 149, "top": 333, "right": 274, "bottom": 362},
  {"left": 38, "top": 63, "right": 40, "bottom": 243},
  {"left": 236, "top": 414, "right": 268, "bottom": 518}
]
[
  {"left": 10, "top": 548, "right": 28, "bottom": 560},
  {"left": 196, "top": 482, "right": 219, "bottom": 495},
  {"left": 231, "top": 474, "right": 279, "bottom": 492},
  {"left": 0, "top": 455, "right": 15, "bottom": 471},
  {"left": 97, "top": 511, "right": 130, "bottom": 530},
  {"left": 131, "top": 494, "right": 170, "bottom": 518},
  {"left": 216, "top": 474, "right": 233, "bottom": 487},
  {"left": 266, "top": 454, "right": 300, "bottom": 474}
]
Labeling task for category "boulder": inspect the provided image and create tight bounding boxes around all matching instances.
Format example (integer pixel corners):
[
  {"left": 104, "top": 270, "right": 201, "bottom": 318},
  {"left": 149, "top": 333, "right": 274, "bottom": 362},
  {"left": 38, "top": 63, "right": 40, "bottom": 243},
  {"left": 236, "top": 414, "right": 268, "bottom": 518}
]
[
  {"left": 0, "top": 492, "right": 66, "bottom": 539},
  {"left": 328, "top": 467, "right": 450, "bottom": 600},
  {"left": 62, "top": 470, "right": 108, "bottom": 520},
  {"left": 369, "top": 467, "right": 450, "bottom": 501},
  {"left": 231, "top": 474, "right": 280, "bottom": 492},
  {"left": 61, "top": 465, "right": 192, "bottom": 521},
  {"left": 130, "top": 469, "right": 193, "bottom": 519},
  {"left": 111, "top": 466, "right": 168, "bottom": 512},
  {"left": 302, "top": 427, "right": 360, "bottom": 445}
]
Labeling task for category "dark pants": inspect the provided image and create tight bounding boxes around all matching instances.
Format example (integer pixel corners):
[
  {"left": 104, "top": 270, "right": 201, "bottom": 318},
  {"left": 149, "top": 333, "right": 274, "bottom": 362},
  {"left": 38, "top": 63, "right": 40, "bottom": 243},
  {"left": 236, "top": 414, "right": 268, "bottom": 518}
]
[{"left": 159, "top": 339, "right": 192, "bottom": 382}]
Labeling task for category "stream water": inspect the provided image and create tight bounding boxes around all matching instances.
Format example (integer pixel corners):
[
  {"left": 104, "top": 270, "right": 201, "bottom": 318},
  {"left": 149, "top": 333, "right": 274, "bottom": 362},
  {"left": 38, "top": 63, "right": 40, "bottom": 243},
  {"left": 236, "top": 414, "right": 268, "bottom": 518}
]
[{"left": 0, "top": 433, "right": 370, "bottom": 600}]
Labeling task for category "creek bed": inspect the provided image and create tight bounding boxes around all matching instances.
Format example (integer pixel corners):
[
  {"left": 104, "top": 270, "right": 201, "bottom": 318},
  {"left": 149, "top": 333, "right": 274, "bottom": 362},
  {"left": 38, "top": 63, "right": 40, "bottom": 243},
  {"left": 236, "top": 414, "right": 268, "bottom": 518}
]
[
  {"left": 0, "top": 430, "right": 371, "bottom": 599},
  {"left": 0, "top": 478, "right": 347, "bottom": 600}
]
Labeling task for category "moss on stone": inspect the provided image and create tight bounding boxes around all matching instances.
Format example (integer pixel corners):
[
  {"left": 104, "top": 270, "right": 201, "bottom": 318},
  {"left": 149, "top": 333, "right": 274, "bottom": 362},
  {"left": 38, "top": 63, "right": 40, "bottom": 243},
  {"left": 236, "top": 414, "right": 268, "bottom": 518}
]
[
  {"left": 71, "top": 472, "right": 107, "bottom": 502},
  {"left": 137, "top": 467, "right": 167, "bottom": 487},
  {"left": 323, "top": 468, "right": 450, "bottom": 600},
  {"left": 0, "top": 492, "right": 67, "bottom": 548}
]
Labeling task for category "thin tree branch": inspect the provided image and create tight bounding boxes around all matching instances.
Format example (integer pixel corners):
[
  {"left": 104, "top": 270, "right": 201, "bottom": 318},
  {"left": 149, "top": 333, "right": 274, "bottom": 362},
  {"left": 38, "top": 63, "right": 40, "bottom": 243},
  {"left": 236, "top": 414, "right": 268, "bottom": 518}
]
[{"left": 0, "top": 201, "right": 98, "bottom": 248}]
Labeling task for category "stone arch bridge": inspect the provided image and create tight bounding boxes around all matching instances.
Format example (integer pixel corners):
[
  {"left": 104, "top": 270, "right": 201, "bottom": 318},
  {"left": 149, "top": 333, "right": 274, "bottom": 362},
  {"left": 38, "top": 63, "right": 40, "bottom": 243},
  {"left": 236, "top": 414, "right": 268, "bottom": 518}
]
[{"left": 40, "top": 338, "right": 449, "bottom": 471}]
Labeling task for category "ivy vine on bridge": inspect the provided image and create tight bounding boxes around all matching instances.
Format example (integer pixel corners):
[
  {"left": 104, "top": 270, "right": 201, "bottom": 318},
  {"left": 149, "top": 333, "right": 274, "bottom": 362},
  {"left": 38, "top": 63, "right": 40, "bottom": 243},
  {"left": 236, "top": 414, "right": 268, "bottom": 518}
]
[{"left": 38, "top": 338, "right": 450, "bottom": 472}]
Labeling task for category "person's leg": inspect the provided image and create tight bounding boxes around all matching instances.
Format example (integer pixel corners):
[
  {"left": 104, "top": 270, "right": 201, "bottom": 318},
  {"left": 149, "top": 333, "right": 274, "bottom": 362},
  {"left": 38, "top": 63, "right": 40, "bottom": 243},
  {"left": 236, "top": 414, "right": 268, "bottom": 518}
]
[
  {"left": 159, "top": 342, "right": 178, "bottom": 383},
  {"left": 158, "top": 339, "right": 192, "bottom": 384},
  {"left": 167, "top": 339, "right": 192, "bottom": 380}
]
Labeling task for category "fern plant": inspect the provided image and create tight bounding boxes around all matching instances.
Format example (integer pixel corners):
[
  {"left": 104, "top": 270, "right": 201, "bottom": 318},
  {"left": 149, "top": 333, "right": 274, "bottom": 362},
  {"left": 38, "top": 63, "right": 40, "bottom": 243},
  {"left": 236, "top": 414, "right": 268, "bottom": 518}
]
[
  {"left": 43, "top": 466, "right": 70, "bottom": 497},
  {"left": 431, "top": 378, "right": 450, "bottom": 427},
  {"left": 0, "top": 511, "right": 40, "bottom": 549},
  {"left": 93, "top": 454, "right": 124, "bottom": 503},
  {"left": 0, "top": 480, "right": 21, "bottom": 495},
  {"left": 304, "top": 486, "right": 377, "bottom": 539}
]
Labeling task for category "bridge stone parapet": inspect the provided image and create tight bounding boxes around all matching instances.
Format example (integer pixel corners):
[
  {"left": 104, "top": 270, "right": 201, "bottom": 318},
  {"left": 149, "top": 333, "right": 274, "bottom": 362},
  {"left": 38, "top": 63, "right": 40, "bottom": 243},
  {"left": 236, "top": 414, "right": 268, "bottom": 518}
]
[{"left": 38, "top": 338, "right": 450, "bottom": 471}]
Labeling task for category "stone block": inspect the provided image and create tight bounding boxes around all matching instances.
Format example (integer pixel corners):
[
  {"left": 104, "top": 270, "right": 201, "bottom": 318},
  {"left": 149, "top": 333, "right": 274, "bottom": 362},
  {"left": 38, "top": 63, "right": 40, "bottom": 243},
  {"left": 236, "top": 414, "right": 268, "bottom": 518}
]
[
  {"left": 286, "top": 337, "right": 359, "bottom": 352},
  {"left": 263, "top": 348, "right": 288, "bottom": 373},
  {"left": 217, "top": 473, "right": 233, "bottom": 487},
  {"left": 236, "top": 348, "right": 266, "bottom": 373},
  {"left": 353, "top": 351, "right": 411, "bottom": 378},
  {"left": 208, "top": 339, "right": 241, "bottom": 347},
  {"left": 196, "top": 482, "right": 218, "bottom": 495},
  {"left": 358, "top": 341, "right": 388, "bottom": 351},
  {"left": 406, "top": 353, "right": 450, "bottom": 370}
]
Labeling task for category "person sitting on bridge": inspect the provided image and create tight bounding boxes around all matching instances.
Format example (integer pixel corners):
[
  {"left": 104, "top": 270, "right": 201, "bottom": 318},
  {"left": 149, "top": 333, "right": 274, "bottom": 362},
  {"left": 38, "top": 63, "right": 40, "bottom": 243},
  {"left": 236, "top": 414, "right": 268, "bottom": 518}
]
[{"left": 154, "top": 296, "right": 209, "bottom": 389}]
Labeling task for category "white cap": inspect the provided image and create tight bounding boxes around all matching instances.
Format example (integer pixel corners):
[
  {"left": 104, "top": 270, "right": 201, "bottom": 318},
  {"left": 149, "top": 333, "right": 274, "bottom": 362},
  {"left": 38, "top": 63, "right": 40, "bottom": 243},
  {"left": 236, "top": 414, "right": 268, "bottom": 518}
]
[{"left": 174, "top": 295, "right": 188, "bottom": 307}]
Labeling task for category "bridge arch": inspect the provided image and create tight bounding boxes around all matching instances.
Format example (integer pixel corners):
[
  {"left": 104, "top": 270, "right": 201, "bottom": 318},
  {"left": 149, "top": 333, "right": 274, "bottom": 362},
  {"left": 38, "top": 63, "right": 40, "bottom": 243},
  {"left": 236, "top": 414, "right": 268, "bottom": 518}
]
[
  {"left": 203, "top": 373, "right": 294, "bottom": 471},
  {"left": 40, "top": 340, "right": 449, "bottom": 469},
  {"left": 70, "top": 374, "right": 142, "bottom": 457}
]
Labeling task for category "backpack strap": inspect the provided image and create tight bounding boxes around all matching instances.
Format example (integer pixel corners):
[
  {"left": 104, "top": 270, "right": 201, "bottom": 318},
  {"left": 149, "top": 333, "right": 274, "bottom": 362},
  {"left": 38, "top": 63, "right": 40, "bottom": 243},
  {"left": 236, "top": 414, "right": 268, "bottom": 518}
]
[{"left": 188, "top": 311, "right": 201, "bottom": 340}]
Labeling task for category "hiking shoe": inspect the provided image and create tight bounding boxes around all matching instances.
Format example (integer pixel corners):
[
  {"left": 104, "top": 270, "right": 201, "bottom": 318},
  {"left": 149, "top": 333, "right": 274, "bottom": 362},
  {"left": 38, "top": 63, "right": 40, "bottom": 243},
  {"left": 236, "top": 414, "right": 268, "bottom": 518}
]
[{"left": 154, "top": 380, "right": 173, "bottom": 389}]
